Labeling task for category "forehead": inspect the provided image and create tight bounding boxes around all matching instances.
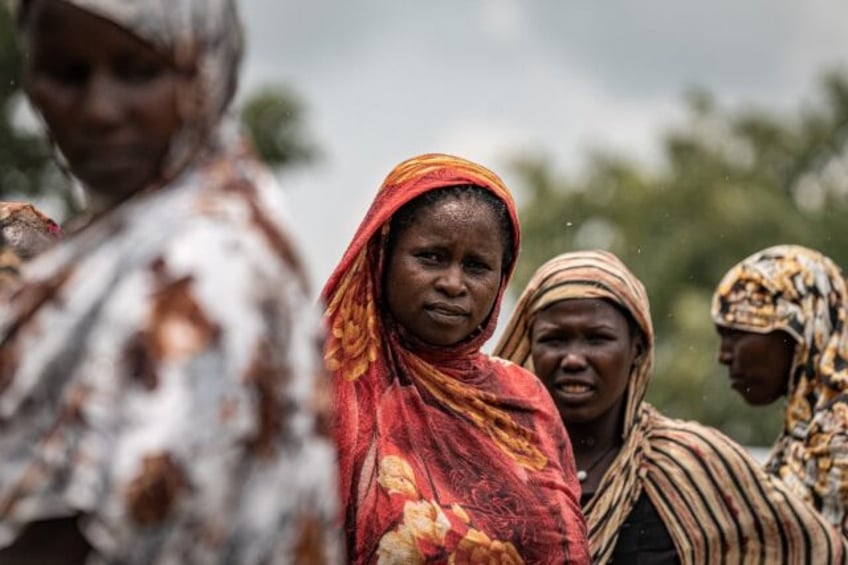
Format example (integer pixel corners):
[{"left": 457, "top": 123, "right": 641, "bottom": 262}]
[
  {"left": 25, "top": 0, "right": 161, "bottom": 57},
  {"left": 399, "top": 194, "right": 502, "bottom": 237},
  {"left": 534, "top": 298, "right": 629, "bottom": 326}
]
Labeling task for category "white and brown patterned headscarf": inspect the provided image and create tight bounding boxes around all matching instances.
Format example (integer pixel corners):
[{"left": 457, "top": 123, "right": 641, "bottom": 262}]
[
  {"left": 13, "top": 0, "right": 243, "bottom": 188},
  {"left": 712, "top": 244, "right": 848, "bottom": 533}
]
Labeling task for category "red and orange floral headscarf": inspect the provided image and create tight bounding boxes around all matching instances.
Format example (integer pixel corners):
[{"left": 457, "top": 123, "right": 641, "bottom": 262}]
[
  {"left": 323, "top": 153, "right": 519, "bottom": 367},
  {"left": 322, "top": 154, "right": 535, "bottom": 469}
]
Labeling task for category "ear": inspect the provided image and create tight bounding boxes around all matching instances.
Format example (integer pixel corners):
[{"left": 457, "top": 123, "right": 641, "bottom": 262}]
[{"left": 631, "top": 334, "right": 646, "bottom": 366}]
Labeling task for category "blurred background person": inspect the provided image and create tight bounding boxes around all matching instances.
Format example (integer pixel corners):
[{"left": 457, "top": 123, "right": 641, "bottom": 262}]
[
  {"left": 0, "top": 0, "right": 340, "bottom": 562},
  {"left": 713, "top": 244, "right": 848, "bottom": 534}
]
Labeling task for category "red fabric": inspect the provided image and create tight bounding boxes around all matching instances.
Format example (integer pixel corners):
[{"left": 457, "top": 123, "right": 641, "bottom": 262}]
[{"left": 322, "top": 154, "right": 589, "bottom": 564}]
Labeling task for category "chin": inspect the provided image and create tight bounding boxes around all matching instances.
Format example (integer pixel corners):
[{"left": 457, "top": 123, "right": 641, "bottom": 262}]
[
  {"left": 745, "top": 395, "right": 778, "bottom": 407},
  {"left": 560, "top": 410, "right": 595, "bottom": 426}
]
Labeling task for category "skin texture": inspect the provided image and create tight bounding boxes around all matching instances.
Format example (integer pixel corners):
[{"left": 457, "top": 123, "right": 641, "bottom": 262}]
[
  {"left": 530, "top": 298, "right": 643, "bottom": 491},
  {"left": 384, "top": 195, "right": 505, "bottom": 347},
  {"left": 716, "top": 327, "right": 795, "bottom": 406},
  {"left": 531, "top": 298, "right": 642, "bottom": 427},
  {"left": 24, "top": 0, "right": 183, "bottom": 211}
]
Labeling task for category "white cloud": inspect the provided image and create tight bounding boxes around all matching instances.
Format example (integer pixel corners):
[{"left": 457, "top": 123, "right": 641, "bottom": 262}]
[{"left": 237, "top": 0, "right": 848, "bottom": 292}]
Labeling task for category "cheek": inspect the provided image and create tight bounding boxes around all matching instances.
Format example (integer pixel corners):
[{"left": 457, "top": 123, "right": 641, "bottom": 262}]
[
  {"left": 27, "top": 78, "right": 74, "bottom": 124},
  {"left": 736, "top": 343, "right": 759, "bottom": 368},
  {"left": 133, "top": 77, "right": 182, "bottom": 137},
  {"left": 602, "top": 350, "right": 634, "bottom": 387},
  {"left": 384, "top": 260, "right": 418, "bottom": 317},
  {"left": 472, "top": 276, "right": 501, "bottom": 313},
  {"left": 532, "top": 352, "right": 559, "bottom": 386}
]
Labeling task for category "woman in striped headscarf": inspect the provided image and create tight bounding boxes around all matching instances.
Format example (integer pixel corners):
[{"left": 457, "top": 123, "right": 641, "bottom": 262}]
[
  {"left": 712, "top": 244, "right": 848, "bottom": 534},
  {"left": 496, "top": 249, "right": 846, "bottom": 564},
  {"left": 0, "top": 0, "right": 340, "bottom": 562},
  {"left": 322, "top": 153, "right": 589, "bottom": 564}
]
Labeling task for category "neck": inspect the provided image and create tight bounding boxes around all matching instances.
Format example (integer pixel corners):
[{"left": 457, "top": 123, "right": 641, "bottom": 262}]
[{"left": 567, "top": 397, "right": 626, "bottom": 461}]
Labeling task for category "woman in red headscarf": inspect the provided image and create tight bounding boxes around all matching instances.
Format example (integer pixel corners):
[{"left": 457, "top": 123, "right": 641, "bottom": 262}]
[{"left": 322, "top": 153, "right": 589, "bottom": 564}]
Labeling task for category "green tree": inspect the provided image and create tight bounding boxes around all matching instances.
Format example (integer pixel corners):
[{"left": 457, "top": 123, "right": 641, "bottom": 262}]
[
  {"left": 239, "top": 86, "right": 319, "bottom": 169},
  {"left": 512, "top": 71, "right": 848, "bottom": 446},
  {"left": 0, "top": 7, "right": 66, "bottom": 210}
]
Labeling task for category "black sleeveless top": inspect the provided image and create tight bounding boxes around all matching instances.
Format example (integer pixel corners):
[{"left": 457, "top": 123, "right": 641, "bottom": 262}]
[{"left": 581, "top": 491, "right": 679, "bottom": 564}]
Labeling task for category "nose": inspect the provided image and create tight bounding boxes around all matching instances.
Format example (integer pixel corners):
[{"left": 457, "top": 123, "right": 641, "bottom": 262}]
[
  {"left": 717, "top": 334, "right": 733, "bottom": 366},
  {"left": 434, "top": 264, "right": 467, "bottom": 297},
  {"left": 79, "top": 71, "right": 123, "bottom": 132},
  {"left": 560, "top": 349, "right": 588, "bottom": 371}
]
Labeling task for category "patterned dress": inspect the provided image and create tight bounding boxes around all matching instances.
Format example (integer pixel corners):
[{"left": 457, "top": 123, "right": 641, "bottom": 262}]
[{"left": 0, "top": 0, "right": 341, "bottom": 562}]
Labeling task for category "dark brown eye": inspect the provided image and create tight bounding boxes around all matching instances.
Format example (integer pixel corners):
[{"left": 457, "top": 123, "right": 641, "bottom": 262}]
[
  {"left": 117, "top": 57, "right": 166, "bottom": 83},
  {"left": 41, "top": 61, "right": 90, "bottom": 85}
]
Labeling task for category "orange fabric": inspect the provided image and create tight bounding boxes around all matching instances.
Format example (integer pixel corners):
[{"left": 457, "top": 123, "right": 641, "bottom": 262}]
[{"left": 322, "top": 153, "right": 589, "bottom": 564}]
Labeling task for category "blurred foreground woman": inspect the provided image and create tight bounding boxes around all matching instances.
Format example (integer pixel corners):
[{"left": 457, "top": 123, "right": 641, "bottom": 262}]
[
  {"left": 322, "top": 153, "right": 589, "bottom": 564},
  {"left": 496, "top": 250, "right": 847, "bottom": 564},
  {"left": 0, "top": 0, "right": 340, "bottom": 562},
  {"left": 713, "top": 244, "right": 848, "bottom": 535}
]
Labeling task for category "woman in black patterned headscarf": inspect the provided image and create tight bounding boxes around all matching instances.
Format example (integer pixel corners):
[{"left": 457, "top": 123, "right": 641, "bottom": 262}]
[{"left": 713, "top": 244, "right": 848, "bottom": 534}]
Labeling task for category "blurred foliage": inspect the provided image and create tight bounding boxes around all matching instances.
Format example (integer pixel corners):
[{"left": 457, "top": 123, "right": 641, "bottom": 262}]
[
  {"left": 511, "top": 70, "right": 848, "bottom": 446},
  {"left": 0, "top": 7, "right": 70, "bottom": 212},
  {"left": 239, "top": 86, "right": 319, "bottom": 168},
  {"left": 0, "top": 6, "right": 317, "bottom": 221}
]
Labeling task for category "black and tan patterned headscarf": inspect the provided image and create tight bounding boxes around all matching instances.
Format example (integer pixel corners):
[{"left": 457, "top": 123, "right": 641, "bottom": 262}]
[
  {"left": 712, "top": 244, "right": 848, "bottom": 532},
  {"left": 498, "top": 250, "right": 847, "bottom": 563}
]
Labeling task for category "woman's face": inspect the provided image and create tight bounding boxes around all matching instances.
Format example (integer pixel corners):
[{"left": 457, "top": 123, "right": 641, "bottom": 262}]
[
  {"left": 530, "top": 298, "right": 642, "bottom": 426},
  {"left": 716, "top": 327, "right": 794, "bottom": 406},
  {"left": 25, "top": 0, "right": 183, "bottom": 208},
  {"left": 385, "top": 195, "right": 505, "bottom": 346}
]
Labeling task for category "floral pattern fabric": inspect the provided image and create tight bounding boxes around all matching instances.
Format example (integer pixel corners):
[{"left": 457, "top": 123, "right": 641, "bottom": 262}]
[
  {"left": 712, "top": 244, "right": 848, "bottom": 533},
  {"left": 0, "top": 0, "right": 341, "bottom": 562},
  {"left": 322, "top": 153, "right": 589, "bottom": 564}
]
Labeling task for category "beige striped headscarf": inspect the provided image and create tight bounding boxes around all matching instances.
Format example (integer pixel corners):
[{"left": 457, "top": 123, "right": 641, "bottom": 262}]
[{"left": 497, "top": 250, "right": 847, "bottom": 563}]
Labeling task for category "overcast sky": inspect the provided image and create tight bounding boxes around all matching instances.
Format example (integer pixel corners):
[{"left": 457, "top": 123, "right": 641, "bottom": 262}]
[{"left": 236, "top": 0, "right": 848, "bottom": 293}]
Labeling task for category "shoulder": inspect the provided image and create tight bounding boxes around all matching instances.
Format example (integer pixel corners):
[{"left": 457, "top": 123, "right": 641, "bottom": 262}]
[
  {"left": 484, "top": 354, "right": 564, "bottom": 422},
  {"left": 645, "top": 406, "right": 745, "bottom": 449},
  {"left": 9, "top": 174, "right": 312, "bottom": 348},
  {"left": 642, "top": 405, "right": 763, "bottom": 475},
  {"left": 486, "top": 354, "right": 549, "bottom": 393}
]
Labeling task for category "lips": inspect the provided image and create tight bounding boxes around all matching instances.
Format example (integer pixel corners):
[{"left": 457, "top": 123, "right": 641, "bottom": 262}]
[
  {"left": 425, "top": 303, "right": 469, "bottom": 317},
  {"left": 67, "top": 146, "right": 152, "bottom": 192},
  {"left": 552, "top": 377, "right": 596, "bottom": 402}
]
